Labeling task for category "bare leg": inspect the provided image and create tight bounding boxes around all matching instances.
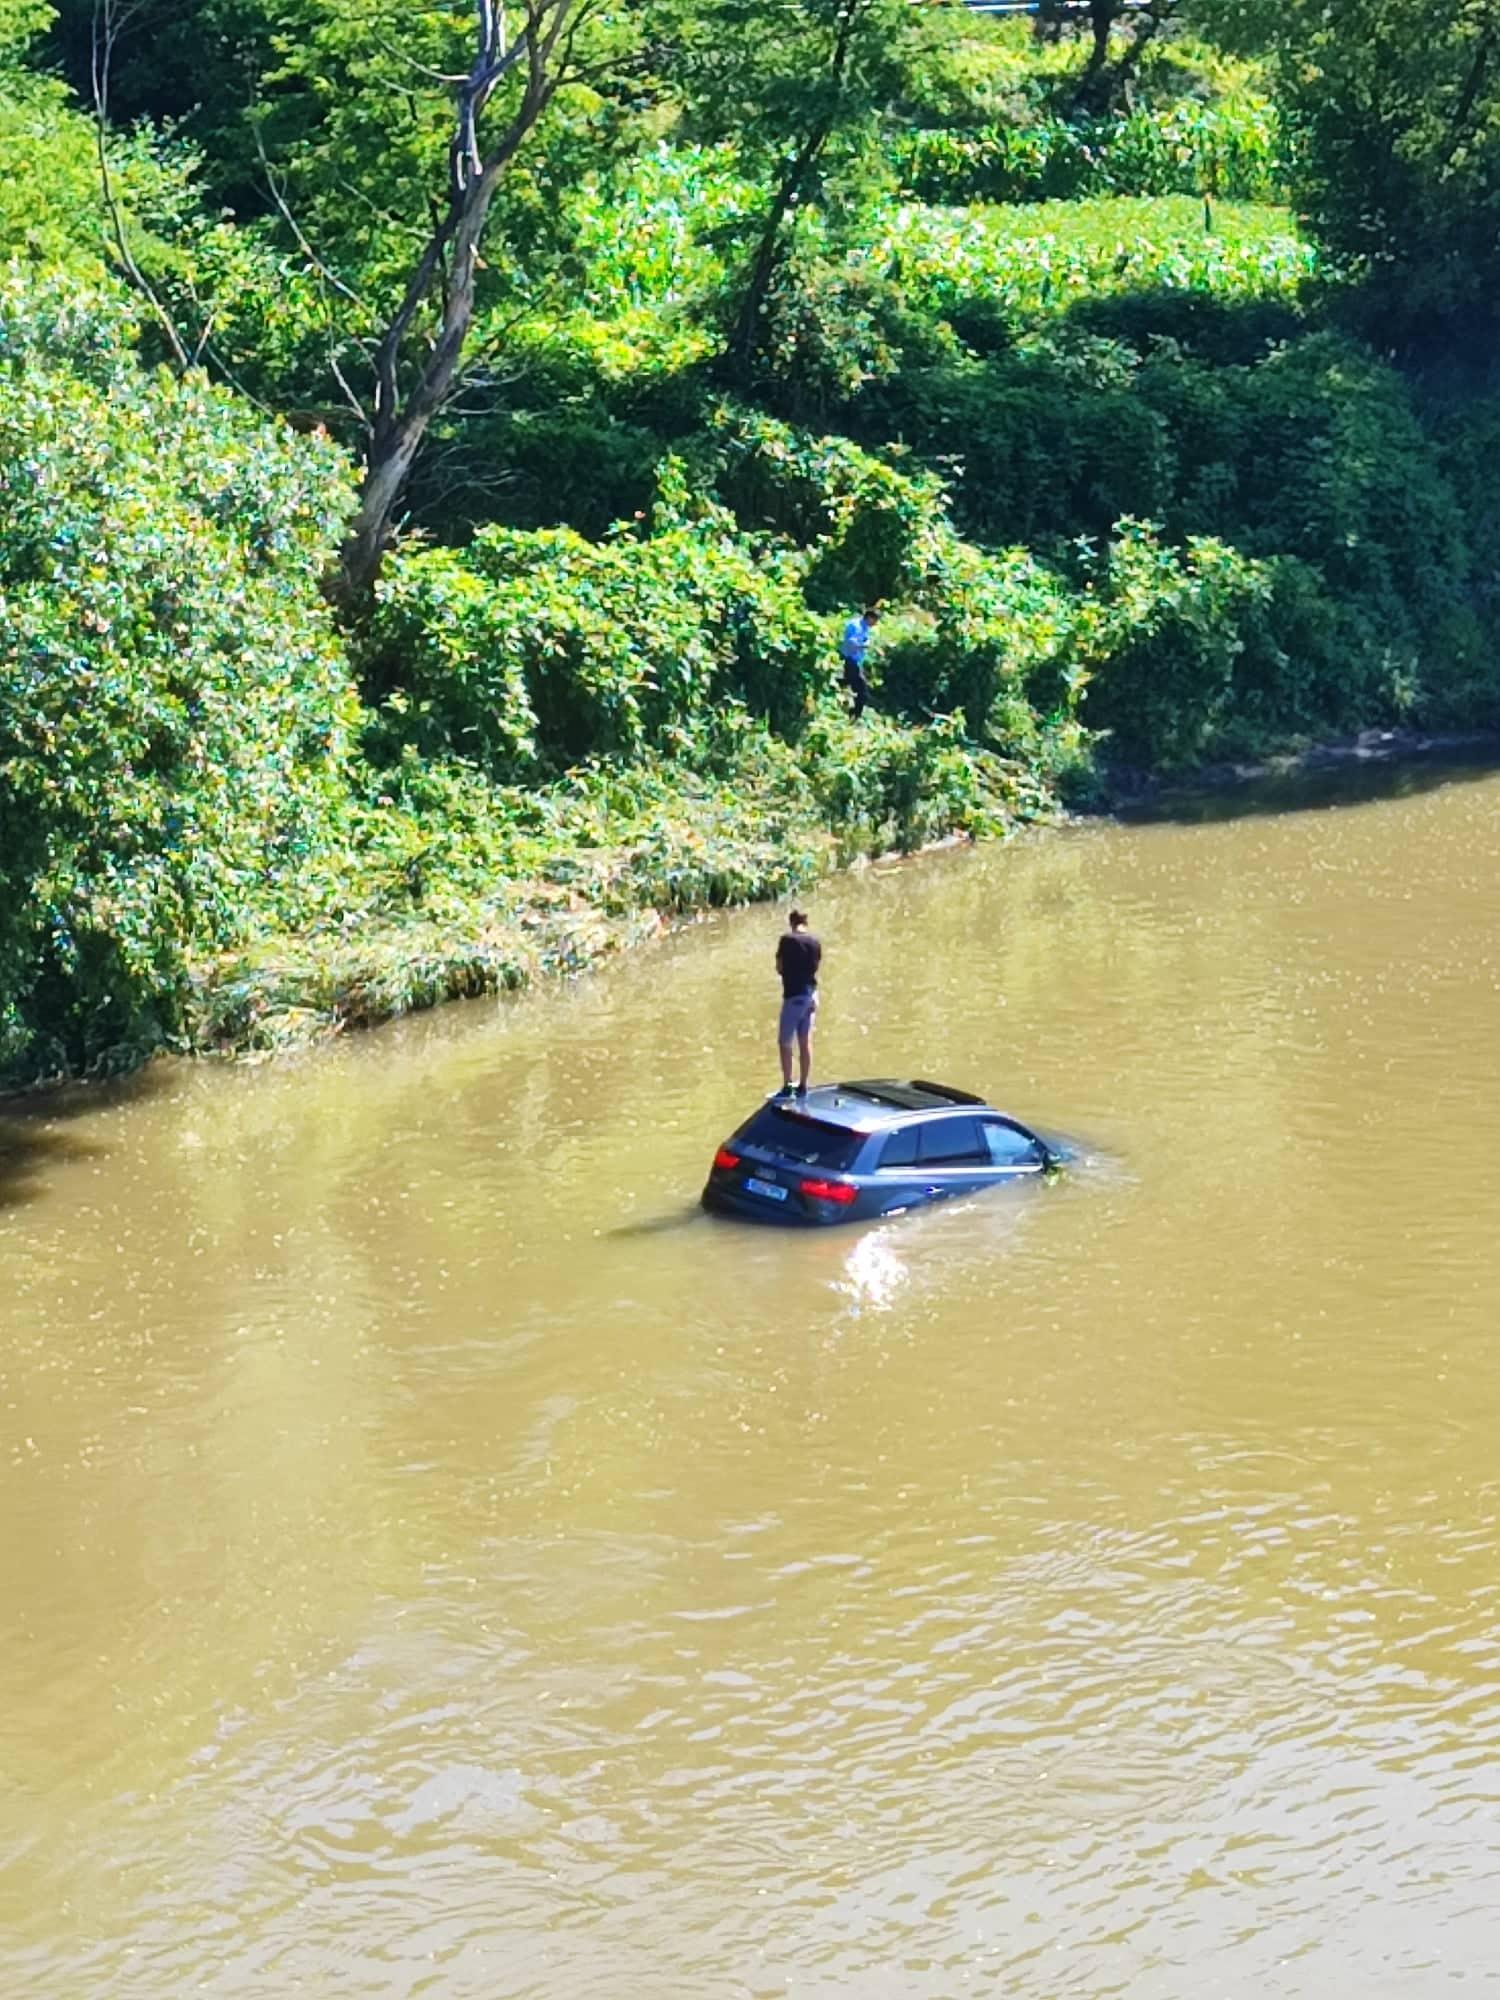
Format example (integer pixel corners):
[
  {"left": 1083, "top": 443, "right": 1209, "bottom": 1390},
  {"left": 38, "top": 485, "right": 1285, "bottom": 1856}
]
[
  {"left": 779, "top": 1037, "right": 795, "bottom": 1089},
  {"left": 796, "top": 1021, "right": 813, "bottom": 1091}
]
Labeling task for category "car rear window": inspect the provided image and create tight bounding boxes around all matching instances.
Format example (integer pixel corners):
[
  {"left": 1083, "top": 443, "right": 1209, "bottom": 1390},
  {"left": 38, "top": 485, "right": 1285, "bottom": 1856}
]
[{"left": 734, "top": 1107, "right": 864, "bottom": 1170}]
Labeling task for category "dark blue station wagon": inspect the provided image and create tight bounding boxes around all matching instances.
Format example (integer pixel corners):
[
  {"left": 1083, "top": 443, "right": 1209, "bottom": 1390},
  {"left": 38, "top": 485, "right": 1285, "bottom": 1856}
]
[{"left": 701, "top": 1079, "right": 1061, "bottom": 1227}]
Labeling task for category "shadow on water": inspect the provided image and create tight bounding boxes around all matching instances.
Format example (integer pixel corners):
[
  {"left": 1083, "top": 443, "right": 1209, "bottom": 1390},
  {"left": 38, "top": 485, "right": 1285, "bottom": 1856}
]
[
  {"left": 0, "top": 1065, "right": 173, "bottom": 1212},
  {"left": 1116, "top": 746, "right": 1500, "bottom": 830},
  {"left": 606, "top": 1204, "right": 709, "bottom": 1242},
  {"left": 0, "top": 1120, "right": 108, "bottom": 1211}
]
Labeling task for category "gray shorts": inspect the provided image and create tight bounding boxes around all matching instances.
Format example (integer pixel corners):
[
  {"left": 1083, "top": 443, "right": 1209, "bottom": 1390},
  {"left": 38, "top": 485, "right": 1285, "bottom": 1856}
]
[{"left": 778, "top": 990, "right": 818, "bottom": 1041}]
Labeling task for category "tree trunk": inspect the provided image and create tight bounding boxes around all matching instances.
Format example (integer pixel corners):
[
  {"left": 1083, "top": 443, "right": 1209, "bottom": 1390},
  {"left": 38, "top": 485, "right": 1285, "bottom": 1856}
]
[
  {"left": 1070, "top": 1, "right": 1119, "bottom": 114},
  {"left": 336, "top": 432, "right": 428, "bottom": 609},
  {"left": 1073, "top": 1, "right": 1171, "bottom": 118},
  {"left": 335, "top": 161, "right": 505, "bottom": 603},
  {"left": 331, "top": 0, "right": 576, "bottom": 606},
  {"left": 719, "top": 0, "right": 869, "bottom": 383},
  {"left": 1087, "top": 0, "right": 1114, "bottom": 81},
  {"left": 722, "top": 130, "right": 830, "bottom": 380}
]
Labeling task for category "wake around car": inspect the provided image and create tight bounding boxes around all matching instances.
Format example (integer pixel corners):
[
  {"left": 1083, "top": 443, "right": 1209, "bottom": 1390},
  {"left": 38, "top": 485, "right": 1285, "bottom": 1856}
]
[{"left": 701, "top": 1079, "right": 1064, "bottom": 1227}]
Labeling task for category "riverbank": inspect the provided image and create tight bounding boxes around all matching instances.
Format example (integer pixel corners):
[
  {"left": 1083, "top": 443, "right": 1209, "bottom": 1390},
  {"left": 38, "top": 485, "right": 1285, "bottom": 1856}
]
[
  {"left": 12, "top": 252, "right": 1500, "bottom": 1094},
  {"left": 14, "top": 3, "right": 1500, "bottom": 1100},
  {"left": 186, "top": 736, "right": 1052, "bottom": 1065},
  {"left": 194, "top": 725, "right": 1500, "bottom": 1070},
  {"left": 11, "top": 723, "right": 1497, "bottom": 1099}
]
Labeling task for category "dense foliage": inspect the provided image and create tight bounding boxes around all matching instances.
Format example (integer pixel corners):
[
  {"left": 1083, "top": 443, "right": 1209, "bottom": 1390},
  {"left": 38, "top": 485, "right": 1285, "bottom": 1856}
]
[
  {"left": 1194, "top": 0, "right": 1500, "bottom": 340},
  {"left": 0, "top": 278, "right": 360, "bottom": 1073},
  {"left": 2, "top": 0, "right": 1499, "bottom": 1083},
  {"left": 891, "top": 95, "right": 1284, "bottom": 207}
]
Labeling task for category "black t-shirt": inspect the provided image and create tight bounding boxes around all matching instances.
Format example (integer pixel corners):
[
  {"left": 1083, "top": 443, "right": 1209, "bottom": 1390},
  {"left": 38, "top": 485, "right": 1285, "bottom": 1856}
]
[{"left": 776, "top": 929, "right": 822, "bottom": 998}]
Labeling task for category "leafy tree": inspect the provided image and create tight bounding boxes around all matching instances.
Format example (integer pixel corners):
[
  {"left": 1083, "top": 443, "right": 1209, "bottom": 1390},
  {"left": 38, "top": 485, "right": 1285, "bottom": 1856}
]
[
  {"left": 61, "top": 0, "right": 619, "bottom": 598},
  {"left": 1060, "top": 0, "right": 1180, "bottom": 115},
  {"left": 330, "top": 0, "right": 600, "bottom": 598},
  {"left": 0, "top": 0, "right": 112, "bottom": 273},
  {"left": 1192, "top": 0, "right": 1500, "bottom": 336},
  {"left": 651, "top": 0, "right": 924, "bottom": 378}
]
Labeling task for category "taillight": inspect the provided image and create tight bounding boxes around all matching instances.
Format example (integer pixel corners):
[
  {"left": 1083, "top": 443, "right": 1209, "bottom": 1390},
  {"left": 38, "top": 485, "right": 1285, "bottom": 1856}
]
[
  {"left": 714, "top": 1148, "right": 741, "bottom": 1173},
  {"left": 799, "top": 1176, "right": 857, "bottom": 1205}
]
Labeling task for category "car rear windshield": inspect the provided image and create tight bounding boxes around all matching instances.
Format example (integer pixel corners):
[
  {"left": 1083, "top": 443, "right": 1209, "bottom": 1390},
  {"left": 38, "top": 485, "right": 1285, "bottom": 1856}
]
[{"left": 733, "top": 1106, "right": 864, "bottom": 1171}]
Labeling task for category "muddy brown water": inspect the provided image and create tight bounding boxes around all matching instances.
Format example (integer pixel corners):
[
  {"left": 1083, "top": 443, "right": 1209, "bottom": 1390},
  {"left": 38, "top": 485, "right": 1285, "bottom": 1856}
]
[{"left": 5, "top": 757, "right": 1500, "bottom": 1998}]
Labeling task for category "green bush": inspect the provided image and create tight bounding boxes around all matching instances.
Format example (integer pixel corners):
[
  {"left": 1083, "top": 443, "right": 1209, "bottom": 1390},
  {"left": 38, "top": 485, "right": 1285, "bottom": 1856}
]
[
  {"left": 868, "top": 336, "right": 1173, "bottom": 547},
  {"left": 414, "top": 403, "right": 667, "bottom": 540},
  {"left": 1072, "top": 513, "right": 1446, "bottom": 769},
  {"left": 877, "top": 541, "right": 1086, "bottom": 751},
  {"left": 1063, "top": 288, "right": 1305, "bottom": 363},
  {"left": 366, "top": 501, "right": 830, "bottom": 776},
  {"left": 754, "top": 249, "right": 956, "bottom": 420},
  {"left": 1138, "top": 333, "right": 1470, "bottom": 657},
  {"left": 362, "top": 547, "right": 543, "bottom": 778},
  {"left": 706, "top": 405, "right": 953, "bottom": 605},
  {"left": 797, "top": 707, "right": 1035, "bottom": 852},
  {"left": 0, "top": 275, "right": 360, "bottom": 1079},
  {"left": 1075, "top": 519, "right": 1274, "bottom": 768}
]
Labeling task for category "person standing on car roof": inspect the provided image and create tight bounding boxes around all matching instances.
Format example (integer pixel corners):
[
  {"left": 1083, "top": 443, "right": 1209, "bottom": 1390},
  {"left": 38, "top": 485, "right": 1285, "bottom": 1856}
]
[{"left": 775, "top": 908, "right": 821, "bottom": 1099}]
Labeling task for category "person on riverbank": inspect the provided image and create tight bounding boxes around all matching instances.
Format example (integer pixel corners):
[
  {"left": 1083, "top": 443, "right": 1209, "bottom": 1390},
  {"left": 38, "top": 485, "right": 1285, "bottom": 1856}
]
[
  {"left": 775, "top": 908, "right": 821, "bottom": 1098},
  {"left": 839, "top": 604, "right": 881, "bottom": 720}
]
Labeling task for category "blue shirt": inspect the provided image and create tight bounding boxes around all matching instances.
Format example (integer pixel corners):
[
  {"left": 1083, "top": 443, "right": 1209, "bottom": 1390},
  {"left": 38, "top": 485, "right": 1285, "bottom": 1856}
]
[{"left": 840, "top": 615, "right": 873, "bottom": 666}]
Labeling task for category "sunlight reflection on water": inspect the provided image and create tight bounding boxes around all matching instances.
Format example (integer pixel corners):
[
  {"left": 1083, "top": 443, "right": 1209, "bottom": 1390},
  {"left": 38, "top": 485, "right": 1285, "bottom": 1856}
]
[{"left": 833, "top": 1225, "right": 910, "bottom": 1312}]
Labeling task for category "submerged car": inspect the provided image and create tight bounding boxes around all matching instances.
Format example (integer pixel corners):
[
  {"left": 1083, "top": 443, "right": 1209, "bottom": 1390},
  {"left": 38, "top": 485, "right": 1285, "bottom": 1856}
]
[{"left": 701, "top": 1078, "right": 1062, "bottom": 1227}]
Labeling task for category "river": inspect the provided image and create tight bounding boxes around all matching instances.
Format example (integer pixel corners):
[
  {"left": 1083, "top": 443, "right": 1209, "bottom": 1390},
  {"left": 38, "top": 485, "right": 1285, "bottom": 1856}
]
[{"left": 4, "top": 755, "right": 1500, "bottom": 1997}]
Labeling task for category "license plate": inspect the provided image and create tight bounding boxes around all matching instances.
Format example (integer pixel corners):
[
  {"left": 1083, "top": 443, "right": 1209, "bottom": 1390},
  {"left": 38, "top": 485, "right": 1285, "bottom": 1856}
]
[{"left": 745, "top": 1175, "right": 787, "bottom": 1203}]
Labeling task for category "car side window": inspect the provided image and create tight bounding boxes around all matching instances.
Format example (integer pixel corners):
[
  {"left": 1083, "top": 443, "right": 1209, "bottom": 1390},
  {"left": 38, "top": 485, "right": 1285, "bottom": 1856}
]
[
  {"left": 917, "top": 1116, "right": 988, "bottom": 1167},
  {"left": 878, "top": 1125, "right": 920, "bottom": 1170},
  {"left": 982, "top": 1119, "right": 1043, "bottom": 1168}
]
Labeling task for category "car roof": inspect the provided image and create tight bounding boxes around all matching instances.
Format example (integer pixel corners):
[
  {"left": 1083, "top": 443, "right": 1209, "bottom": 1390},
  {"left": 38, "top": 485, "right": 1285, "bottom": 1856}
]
[{"left": 778, "top": 1079, "right": 993, "bottom": 1131}]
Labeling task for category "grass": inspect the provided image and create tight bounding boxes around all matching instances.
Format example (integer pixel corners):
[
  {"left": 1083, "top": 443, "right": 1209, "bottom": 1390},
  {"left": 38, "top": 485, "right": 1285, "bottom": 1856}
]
[{"left": 877, "top": 195, "right": 1319, "bottom": 325}]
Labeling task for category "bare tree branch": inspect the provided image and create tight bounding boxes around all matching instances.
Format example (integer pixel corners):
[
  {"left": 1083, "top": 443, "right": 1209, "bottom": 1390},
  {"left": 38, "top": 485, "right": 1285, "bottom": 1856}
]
[
  {"left": 252, "top": 117, "right": 369, "bottom": 315},
  {"left": 170, "top": 281, "right": 276, "bottom": 412},
  {"left": 335, "top": 0, "right": 597, "bottom": 601},
  {"left": 328, "top": 346, "right": 373, "bottom": 434},
  {"left": 370, "top": 37, "right": 471, "bottom": 85},
  {"left": 91, "top": 0, "right": 192, "bottom": 371},
  {"left": 191, "top": 309, "right": 217, "bottom": 366},
  {"left": 248, "top": 108, "right": 378, "bottom": 431}
]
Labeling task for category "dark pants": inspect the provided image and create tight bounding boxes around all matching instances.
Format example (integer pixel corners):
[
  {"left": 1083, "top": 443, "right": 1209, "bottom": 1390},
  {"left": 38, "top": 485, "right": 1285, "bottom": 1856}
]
[{"left": 842, "top": 658, "right": 870, "bottom": 719}]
